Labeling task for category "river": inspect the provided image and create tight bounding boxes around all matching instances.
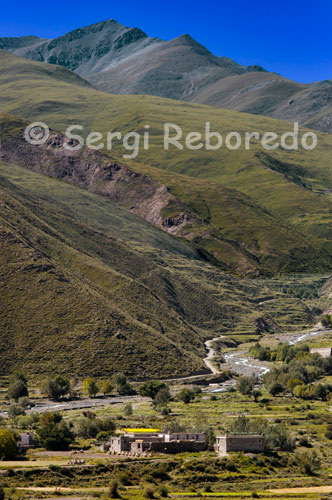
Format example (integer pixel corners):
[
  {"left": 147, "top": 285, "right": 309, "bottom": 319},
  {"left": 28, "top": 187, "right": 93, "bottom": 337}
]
[{"left": 203, "top": 323, "right": 332, "bottom": 392}]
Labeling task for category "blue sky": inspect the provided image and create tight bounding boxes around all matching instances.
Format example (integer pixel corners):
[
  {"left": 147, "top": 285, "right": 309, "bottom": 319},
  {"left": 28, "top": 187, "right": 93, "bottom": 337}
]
[{"left": 1, "top": 0, "right": 331, "bottom": 83}]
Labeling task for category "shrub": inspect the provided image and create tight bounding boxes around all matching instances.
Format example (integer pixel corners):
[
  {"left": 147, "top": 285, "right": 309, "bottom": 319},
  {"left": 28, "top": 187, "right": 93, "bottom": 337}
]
[
  {"left": 108, "top": 480, "right": 120, "bottom": 498},
  {"left": 236, "top": 376, "right": 255, "bottom": 397},
  {"left": 118, "top": 472, "right": 131, "bottom": 486},
  {"left": 144, "top": 486, "right": 155, "bottom": 499},
  {"left": 297, "top": 450, "right": 321, "bottom": 474},
  {"left": 159, "top": 485, "right": 168, "bottom": 497},
  {"left": 124, "top": 403, "right": 133, "bottom": 416},
  {"left": 299, "top": 437, "right": 310, "bottom": 447}
]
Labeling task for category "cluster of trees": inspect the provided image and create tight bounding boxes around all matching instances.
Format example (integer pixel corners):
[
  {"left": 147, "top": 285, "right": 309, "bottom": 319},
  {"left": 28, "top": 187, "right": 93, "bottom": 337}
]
[
  {"left": 139, "top": 380, "right": 171, "bottom": 414},
  {"left": 74, "top": 414, "right": 116, "bottom": 440},
  {"left": 20, "top": 410, "right": 117, "bottom": 450},
  {"left": 249, "top": 342, "right": 310, "bottom": 363},
  {"left": 229, "top": 414, "right": 295, "bottom": 452},
  {"left": 138, "top": 380, "right": 203, "bottom": 413},
  {"left": 236, "top": 376, "right": 261, "bottom": 402},
  {"left": 6, "top": 372, "right": 136, "bottom": 403},
  {"left": 249, "top": 343, "right": 332, "bottom": 401},
  {"left": 37, "top": 412, "right": 74, "bottom": 451},
  {"left": 292, "top": 382, "right": 332, "bottom": 401},
  {"left": 40, "top": 373, "right": 135, "bottom": 401}
]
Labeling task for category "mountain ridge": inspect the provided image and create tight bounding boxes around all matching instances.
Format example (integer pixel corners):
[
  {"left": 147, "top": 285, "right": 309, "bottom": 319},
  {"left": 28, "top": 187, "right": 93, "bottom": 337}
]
[{"left": 2, "top": 19, "right": 331, "bottom": 133}]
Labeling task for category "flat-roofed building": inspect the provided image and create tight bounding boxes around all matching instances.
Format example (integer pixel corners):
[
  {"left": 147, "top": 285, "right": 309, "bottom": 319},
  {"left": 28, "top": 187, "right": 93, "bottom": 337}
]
[
  {"left": 17, "top": 432, "right": 36, "bottom": 450},
  {"left": 215, "top": 434, "right": 264, "bottom": 454},
  {"left": 104, "top": 430, "right": 206, "bottom": 454}
]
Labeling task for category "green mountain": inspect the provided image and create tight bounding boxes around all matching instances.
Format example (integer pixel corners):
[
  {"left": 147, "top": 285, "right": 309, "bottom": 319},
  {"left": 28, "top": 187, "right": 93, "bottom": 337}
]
[
  {"left": 2, "top": 19, "right": 331, "bottom": 133},
  {"left": 1, "top": 50, "right": 332, "bottom": 276}
]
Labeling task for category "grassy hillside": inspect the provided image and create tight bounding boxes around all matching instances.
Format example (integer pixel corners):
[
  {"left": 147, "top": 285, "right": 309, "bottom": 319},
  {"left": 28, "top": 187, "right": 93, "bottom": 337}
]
[
  {"left": 192, "top": 72, "right": 332, "bottom": 134},
  {"left": 2, "top": 112, "right": 330, "bottom": 277},
  {"left": 0, "top": 162, "right": 314, "bottom": 377},
  {"left": 1, "top": 51, "right": 332, "bottom": 276}
]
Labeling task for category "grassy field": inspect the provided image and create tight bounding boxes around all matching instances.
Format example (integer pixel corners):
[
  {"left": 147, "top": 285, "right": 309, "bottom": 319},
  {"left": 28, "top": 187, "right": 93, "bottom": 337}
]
[{"left": 1, "top": 381, "right": 332, "bottom": 500}]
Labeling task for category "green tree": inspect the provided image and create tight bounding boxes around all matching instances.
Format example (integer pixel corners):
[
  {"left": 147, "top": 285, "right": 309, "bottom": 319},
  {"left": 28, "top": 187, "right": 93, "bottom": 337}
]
[
  {"left": 229, "top": 414, "right": 251, "bottom": 434},
  {"left": 268, "top": 382, "right": 284, "bottom": 396},
  {"left": 124, "top": 403, "right": 133, "bottom": 416},
  {"left": 82, "top": 378, "right": 99, "bottom": 398},
  {"left": 112, "top": 373, "right": 134, "bottom": 395},
  {"left": 75, "top": 417, "right": 99, "bottom": 438},
  {"left": 287, "top": 378, "right": 303, "bottom": 395},
  {"left": 37, "top": 412, "right": 74, "bottom": 450},
  {"left": 139, "top": 380, "right": 167, "bottom": 399},
  {"left": 0, "top": 487, "right": 4, "bottom": 500},
  {"left": 236, "top": 376, "right": 255, "bottom": 397},
  {"left": 98, "top": 416, "right": 116, "bottom": 433},
  {"left": 264, "top": 424, "right": 295, "bottom": 451},
  {"left": 0, "top": 429, "right": 17, "bottom": 459},
  {"left": 8, "top": 377, "right": 28, "bottom": 402},
  {"left": 321, "top": 315, "right": 332, "bottom": 328},
  {"left": 42, "top": 375, "right": 70, "bottom": 401},
  {"left": 252, "top": 389, "right": 262, "bottom": 402},
  {"left": 154, "top": 387, "right": 171, "bottom": 407},
  {"left": 100, "top": 379, "right": 113, "bottom": 396},
  {"left": 178, "top": 388, "right": 195, "bottom": 404}
]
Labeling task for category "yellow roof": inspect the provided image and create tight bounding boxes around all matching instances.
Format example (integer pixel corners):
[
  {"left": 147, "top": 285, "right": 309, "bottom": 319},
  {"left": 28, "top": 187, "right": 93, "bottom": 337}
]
[{"left": 123, "top": 428, "right": 161, "bottom": 433}]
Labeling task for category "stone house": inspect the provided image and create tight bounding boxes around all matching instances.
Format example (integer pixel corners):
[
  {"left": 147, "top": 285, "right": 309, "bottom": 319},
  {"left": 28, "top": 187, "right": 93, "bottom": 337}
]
[
  {"left": 164, "top": 432, "right": 206, "bottom": 442},
  {"left": 17, "top": 432, "right": 36, "bottom": 450},
  {"left": 104, "top": 430, "right": 206, "bottom": 455},
  {"left": 215, "top": 434, "right": 264, "bottom": 454}
]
